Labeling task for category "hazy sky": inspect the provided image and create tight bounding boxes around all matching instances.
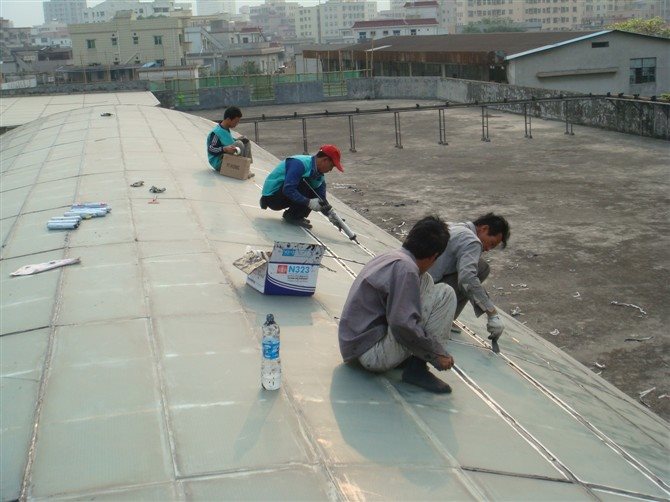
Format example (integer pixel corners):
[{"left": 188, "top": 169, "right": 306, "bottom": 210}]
[{"left": 1, "top": 0, "right": 390, "bottom": 27}]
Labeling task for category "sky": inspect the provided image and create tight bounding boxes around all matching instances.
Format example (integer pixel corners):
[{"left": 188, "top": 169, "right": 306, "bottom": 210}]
[{"left": 1, "top": 0, "right": 390, "bottom": 27}]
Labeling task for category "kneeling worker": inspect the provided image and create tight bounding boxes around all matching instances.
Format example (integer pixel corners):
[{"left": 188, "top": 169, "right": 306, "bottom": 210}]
[
  {"left": 206, "top": 106, "right": 252, "bottom": 172},
  {"left": 338, "top": 216, "right": 457, "bottom": 393},
  {"left": 260, "top": 145, "right": 343, "bottom": 229},
  {"left": 428, "top": 212, "right": 510, "bottom": 349}
]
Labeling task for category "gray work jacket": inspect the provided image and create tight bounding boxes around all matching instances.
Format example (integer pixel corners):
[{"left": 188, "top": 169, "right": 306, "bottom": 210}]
[{"left": 428, "top": 222, "right": 495, "bottom": 315}]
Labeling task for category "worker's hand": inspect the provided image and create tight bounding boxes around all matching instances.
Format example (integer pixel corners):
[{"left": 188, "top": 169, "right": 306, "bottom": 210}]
[
  {"left": 320, "top": 202, "right": 333, "bottom": 215},
  {"left": 434, "top": 354, "right": 454, "bottom": 371},
  {"left": 224, "top": 145, "right": 240, "bottom": 155},
  {"left": 307, "top": 198, "right": 322, "bottom": 211},
  {"left": 486, "top": 313, "right": 504, "bottom": 341}
]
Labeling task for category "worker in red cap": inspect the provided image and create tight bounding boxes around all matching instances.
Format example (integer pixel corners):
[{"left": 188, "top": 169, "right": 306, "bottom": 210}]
[{"left": 260, "top": 145, "right": 343, "bottom": 229}]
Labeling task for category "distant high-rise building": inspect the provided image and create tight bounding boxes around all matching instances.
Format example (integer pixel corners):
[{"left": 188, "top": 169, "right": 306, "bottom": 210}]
[
  {"left": 81, "top": 0, "right": 192, "bottom": 24},
  {"left": 43, "top": 0, "right": 87, "bottom": 24},
  {"left": 197, "top": 0, "right": 236, "bottom": 16},
  {"left": 295, "top": 0, "right": 377, "bottom": 43}
]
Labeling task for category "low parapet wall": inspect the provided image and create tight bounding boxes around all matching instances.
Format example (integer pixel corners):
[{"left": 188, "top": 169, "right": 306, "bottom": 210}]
[
  {"left": 348, "top": 77, "right": 669, "bottom": 140},
  {"left": 0, "top": 80, "right": 149, "bottom": 96}
]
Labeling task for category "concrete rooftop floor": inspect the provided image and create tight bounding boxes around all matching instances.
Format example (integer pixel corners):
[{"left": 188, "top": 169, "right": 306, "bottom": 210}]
[{"left": 0, "top": 102, "right": 668, "bottom": 500}]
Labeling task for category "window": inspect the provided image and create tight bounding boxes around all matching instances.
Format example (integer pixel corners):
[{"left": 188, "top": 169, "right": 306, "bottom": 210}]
[
  {"left": 410, "top": 29, "right": 417, "bottom": 35},
  {"left": 629, "top": 58, "right": 656, "bottom": 84},
  {"left": 111, "top": 35, "right": 117, "bottom": 46},
  {"left": 154, "top": 35, "right": 162, "bottom": 45},
  {"left": 383, "top": 30, "right": 388, "bottom": 35},
  {"left": 591, "top": 41, "right": 608, "bottom": 48},
  {"left": 133, "top": 35, "right": 138, "bottom": 44},
  {"left": 86, "top": 39, "right": 95, "bottom": 49}
]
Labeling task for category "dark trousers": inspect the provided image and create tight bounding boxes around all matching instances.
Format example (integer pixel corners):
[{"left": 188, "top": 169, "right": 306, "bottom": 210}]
[
  {"left": 260, "top": 183, "right": 314, "bottom": 219},
  {"left": 438, "top": 258, "right": 490, "bottom": 319}
]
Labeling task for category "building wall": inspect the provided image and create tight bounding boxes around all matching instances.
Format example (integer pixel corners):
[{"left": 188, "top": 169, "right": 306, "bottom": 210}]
[
  {"left": 43, "top": 0, "right": 86, "bottom": 24},
  {"left": 347, "top": 23, "right": 441, "bottom": 42},
  {"left": 82, "top": 0, "right": 192, "bottom": 24},
  {"left": 346, "top": 76, "right": 668, "bottom": 138},
  {"left": 70, "top": 16, "right": 188, "bottom": 67},
  {"left": 295, "top": 6, "right": 319, "bottom": 40},
  {"left": 196, "top": 0, "right": 236, "bottom": 16},
  {"left": 507, "top": 32, "right": 670, "bottom": 95},
  {"left": 454, "top": 0, "right": 662, "bottom": 32},
  {"left": 295, "top": 0, "right": 378, "bottom": 43}
]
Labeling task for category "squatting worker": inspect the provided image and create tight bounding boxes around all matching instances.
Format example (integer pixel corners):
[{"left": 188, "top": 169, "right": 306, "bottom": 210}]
[
  {"left": 338, "top": 216, "right": 458, "bottom": 394},
  {"left": 428, "top": 212, "right": 510, "bottom": 346},
  {"left": 206, "top": 105, "right": 252, "bottom": 172},
  {"left": 259, "top": 145, "right": 343, "bottom": 229}
]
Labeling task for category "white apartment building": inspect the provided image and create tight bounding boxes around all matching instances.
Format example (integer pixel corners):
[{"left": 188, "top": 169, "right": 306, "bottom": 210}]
[
  {"left": 404, "top": 1, "right": 440, "bottom": 19},
  {"left": 31, "top": 22, "right": 71, "bottom": 47},
  {"left": 249, "top": 0, "right": 301, "bottom": 38},
  {"left": 196, "top": 0, "right": 236, "bottom": 16},
  {"left": 43, "top": 0, "right": 86, "bottom": 24},
  {"left": 82, "top": 0, "right": 192, "bottom": 24},
  {"left": 403, "top": 1, "right": 456, "bottom": 34},
  {"left": 69, "top": 11, "right": 189, "bottom": 67},
  {"left": 295, "top": 0, "right": 377, "bottom": 43},
  {"left": 342, "top": 17, "right": 440, "bottom": 42}
]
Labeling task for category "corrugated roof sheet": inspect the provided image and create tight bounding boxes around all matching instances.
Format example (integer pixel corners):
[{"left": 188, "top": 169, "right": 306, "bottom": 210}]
[
  {"left": 347, "top": 31, "right": 601, "bottom": 55},
  {"left": 1, "top": 102, "right": 668, "bottom": 501}
]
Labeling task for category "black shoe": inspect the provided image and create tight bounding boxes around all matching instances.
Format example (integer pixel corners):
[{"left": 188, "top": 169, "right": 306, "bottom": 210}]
[
  {"left": 282, "top": 213, "right": 312, "bottom": 229},
  {"left": 260, "top": 197, "right": 268, "bottom": 209},
  {"left": 402, "top": 356, "right": 452, "bottom": 394}
]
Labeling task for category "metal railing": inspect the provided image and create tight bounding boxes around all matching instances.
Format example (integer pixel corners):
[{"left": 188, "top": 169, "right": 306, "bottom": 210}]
[{"left": 240, "top": 94, "right": 670, "bottom": 153}]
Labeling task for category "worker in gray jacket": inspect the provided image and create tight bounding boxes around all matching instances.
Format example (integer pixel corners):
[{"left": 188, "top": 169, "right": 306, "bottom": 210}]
[
  {"left": 339, "top": 216, "right": 457, "bottom": 394},
  {"left": 427, "top": 212, "right": 510, "bottom": 345}
]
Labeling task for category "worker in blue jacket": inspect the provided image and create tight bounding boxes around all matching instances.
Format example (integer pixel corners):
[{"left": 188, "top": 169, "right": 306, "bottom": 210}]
[
  {"left": 260, "top": 144, "right": 344, "bottom": 229},
  {"left": 206, "top": 106, "right": 252, "bottom": 171}
]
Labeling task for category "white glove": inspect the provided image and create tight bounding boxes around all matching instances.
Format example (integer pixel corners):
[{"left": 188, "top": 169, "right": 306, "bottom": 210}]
[
  {"left": 486, "top": 314, "right": 504, "bottom": 340},
  {"left": 307, "top": 199, "right": 322, "bottom": 211}
]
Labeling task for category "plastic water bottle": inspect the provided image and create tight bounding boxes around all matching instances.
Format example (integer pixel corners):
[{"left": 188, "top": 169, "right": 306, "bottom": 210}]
[{"left": 261, "top": 314, "right": 281, "bottom": 390}]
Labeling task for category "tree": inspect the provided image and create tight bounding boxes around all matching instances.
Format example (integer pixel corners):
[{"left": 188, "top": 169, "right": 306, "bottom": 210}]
[
  {"left": 234, "top": 61, "right": 262, "bottom": 75},
  {"left": 462, "top": 17, "right": 525, "bottom": 33},
  {"left": 607, "top": 17, "right": 670, "bottom": 38}
]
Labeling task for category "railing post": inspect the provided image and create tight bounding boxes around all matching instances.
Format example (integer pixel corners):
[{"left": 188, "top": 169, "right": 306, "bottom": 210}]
[
  {"left": 254, "top": 121, "right": 259, "bottom": 144},
  {"left": 348, "top": 115, "right": 357, "bottom": 152},
  {"left": 524, "top": 103, "right": 532, "bottom": 139},
  {"left": 302, "top": 118, "right": 308, "bottom": 154},
  {"left": 564, "top": 100, "right": 574, "bottom": 135},
  {"left": 394, "top": 111, "right": 403, "bottom": 149},
  {"left": 481, "top": 106, "right": 490, "bottom": 142},
  {"left": 438, "top": 108, "right": 448, "bottom": 145}
]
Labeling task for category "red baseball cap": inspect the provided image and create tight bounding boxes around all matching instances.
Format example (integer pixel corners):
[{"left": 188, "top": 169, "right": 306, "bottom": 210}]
[{"left": 319, "top": 144, "right": 344, "bottom": 172}]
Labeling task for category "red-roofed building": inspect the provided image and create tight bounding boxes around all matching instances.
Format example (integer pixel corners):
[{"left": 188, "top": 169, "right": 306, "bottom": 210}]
[{"left": 342, "top": 18, "right": 442, "bottom": 43}]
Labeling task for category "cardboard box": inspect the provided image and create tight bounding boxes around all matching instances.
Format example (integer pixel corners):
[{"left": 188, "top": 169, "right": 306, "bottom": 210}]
[
  {"left": 233, "top": 242, "right": 325, "bottom": 296},
  {"left": 219, "top": 154, "right": 252, "bottom": 180}
]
